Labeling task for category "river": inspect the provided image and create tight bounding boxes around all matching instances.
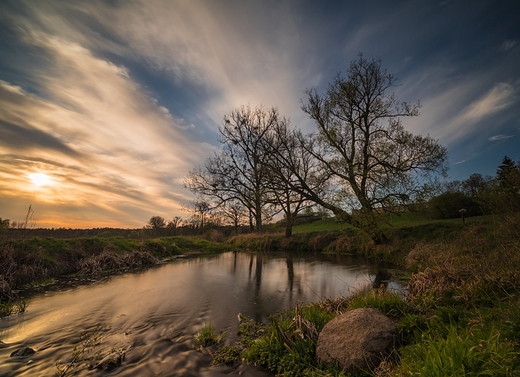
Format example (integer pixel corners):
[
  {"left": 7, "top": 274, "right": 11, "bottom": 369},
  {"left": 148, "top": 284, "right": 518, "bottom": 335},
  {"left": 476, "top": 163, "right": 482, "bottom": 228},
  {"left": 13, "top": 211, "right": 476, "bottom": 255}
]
[{"left": 0, "top": 251, "right": 406, "bottom": 376}]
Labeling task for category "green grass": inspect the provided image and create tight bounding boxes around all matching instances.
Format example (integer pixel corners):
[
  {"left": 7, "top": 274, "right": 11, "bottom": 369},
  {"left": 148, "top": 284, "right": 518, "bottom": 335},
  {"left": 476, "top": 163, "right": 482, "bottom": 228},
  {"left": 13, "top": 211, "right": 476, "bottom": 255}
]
[
  {"left": 241, "top": 302, "right": 346, "bottom": 377},
  {"left": 395, "top": 325, "right": 518, "bottom": 377},
  {"left": 0, "top": 300, "right": 28, "bottom": 317},
  {"left": 196, "top": 324, "right": 225, "bottom": 347},
  {"left": 292, "top": 217, "right": 354, "bottom": 233}
]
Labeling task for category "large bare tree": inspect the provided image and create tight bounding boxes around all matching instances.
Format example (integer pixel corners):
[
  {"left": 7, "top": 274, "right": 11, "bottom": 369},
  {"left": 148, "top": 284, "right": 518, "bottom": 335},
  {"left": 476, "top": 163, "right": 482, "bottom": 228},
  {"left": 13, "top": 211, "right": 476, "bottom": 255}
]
[
  {"left": 184, "top": 105, "right": 278, "bottom": 233},
  {"left": 298, "top": 54, "right": 448, "bottom": 242},
  {"left": 261, "top": 119, "right": 326, "bottom": 237}
]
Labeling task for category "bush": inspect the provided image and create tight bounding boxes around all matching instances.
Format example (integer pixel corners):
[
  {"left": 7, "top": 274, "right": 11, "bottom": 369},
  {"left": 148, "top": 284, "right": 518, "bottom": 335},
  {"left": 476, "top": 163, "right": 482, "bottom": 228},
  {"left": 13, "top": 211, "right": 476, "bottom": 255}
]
[{"left": 428, "top": 192, "right": 481, "bottom": 219}]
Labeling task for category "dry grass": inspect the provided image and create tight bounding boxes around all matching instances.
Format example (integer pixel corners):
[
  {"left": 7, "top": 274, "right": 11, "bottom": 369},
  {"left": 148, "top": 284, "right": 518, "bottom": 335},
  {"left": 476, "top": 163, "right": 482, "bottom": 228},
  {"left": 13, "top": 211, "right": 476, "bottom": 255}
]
[
  {"left": 405, "top": 213, "right": 520, "bottom": 309},
  {"left": 77, "top": 249, "right": 159, "bottom": 275}
]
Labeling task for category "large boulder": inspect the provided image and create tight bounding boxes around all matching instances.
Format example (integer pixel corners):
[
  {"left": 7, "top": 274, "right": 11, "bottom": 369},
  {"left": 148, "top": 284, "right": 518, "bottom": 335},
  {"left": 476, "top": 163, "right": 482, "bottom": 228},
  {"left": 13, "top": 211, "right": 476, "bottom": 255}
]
[{"left": 316, "top": 308, "right": 398, "bottom": 372}]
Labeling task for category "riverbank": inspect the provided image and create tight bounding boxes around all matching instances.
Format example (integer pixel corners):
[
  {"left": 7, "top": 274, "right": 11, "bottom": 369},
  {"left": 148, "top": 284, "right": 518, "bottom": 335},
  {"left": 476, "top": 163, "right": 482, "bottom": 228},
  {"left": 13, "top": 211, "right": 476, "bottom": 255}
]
[
  {"left": 214, "top": 214, "right": 520, "bottom": 375},
  {"left": 2, "top": 214, "right": 519, "bottom": 375},
  {"left": 0, "top": 236, "right": 230, "bottom": 316}
]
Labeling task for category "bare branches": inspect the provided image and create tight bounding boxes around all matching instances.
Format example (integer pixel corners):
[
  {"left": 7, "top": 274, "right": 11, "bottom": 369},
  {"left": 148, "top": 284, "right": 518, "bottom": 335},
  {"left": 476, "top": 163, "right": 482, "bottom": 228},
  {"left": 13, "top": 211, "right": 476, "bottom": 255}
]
[{"left": 300, "top": 54, "right": 447, "bottom": 242}]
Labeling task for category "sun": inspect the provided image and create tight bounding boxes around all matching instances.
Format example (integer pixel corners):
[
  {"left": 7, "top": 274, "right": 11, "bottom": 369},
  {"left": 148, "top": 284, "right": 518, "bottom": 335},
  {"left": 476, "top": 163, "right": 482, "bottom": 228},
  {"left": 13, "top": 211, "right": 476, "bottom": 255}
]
[{"left": 28, "top": 173, "right": 53, "bottom": 187}]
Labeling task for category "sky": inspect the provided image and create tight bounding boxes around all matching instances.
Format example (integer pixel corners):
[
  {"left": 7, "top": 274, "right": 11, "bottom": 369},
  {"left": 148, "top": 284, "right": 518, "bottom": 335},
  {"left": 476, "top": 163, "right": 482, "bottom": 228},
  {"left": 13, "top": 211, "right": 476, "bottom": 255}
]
[{"left": 0, "top": 0, "right": 519, "bottom": 229}]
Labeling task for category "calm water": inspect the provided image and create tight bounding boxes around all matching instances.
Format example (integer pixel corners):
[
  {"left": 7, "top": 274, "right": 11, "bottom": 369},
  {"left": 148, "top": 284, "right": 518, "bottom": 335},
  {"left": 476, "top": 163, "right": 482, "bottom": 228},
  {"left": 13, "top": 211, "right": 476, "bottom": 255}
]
[{"left": 0, "top": 252, "right": 406, "bottom": 376}]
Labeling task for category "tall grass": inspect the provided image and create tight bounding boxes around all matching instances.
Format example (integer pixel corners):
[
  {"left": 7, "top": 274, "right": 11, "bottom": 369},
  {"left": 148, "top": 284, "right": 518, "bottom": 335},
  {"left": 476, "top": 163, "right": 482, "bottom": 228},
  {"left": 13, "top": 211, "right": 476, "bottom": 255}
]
[{"left": 394, "top": 325, "right": 518, "bottom": 377}]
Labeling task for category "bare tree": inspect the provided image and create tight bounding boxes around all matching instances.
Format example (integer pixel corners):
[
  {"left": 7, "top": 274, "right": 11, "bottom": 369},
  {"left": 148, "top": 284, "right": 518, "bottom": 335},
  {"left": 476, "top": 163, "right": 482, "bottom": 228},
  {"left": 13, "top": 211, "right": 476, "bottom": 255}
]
[
  {"left": 184, "top": 105, "right": 279, "bottom": 233},
  {"left": 167, "top": 216, "right": 183, "bottom": 229},
  {"left": 217, "top": 200, "right": 248, "bottom": 235},
  {"left": 299, "top": 54, "right": 448, "bottom": 242},
  {"left": 147, "top": 216, "right": 166, "bottom": 229},
  {"left": 261, "top": 119, "right": 321, "bottom": 237},
  {"left": 184, "top": 200, "right": 212, "bottom": 229}
]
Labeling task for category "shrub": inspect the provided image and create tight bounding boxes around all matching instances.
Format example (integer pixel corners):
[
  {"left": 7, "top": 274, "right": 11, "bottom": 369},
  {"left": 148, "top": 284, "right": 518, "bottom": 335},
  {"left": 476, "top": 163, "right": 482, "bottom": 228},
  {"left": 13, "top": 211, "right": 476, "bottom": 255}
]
[{"left": 428, "top": 192, "right": 481, "bottom": 219}]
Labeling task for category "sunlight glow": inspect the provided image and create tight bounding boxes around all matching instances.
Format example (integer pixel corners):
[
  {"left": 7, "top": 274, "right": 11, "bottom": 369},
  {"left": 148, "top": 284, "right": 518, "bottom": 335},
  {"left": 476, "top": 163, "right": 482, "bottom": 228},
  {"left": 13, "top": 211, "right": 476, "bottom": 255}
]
[{"left": 29, "top": 173, "right": 52, "bottom": 187}]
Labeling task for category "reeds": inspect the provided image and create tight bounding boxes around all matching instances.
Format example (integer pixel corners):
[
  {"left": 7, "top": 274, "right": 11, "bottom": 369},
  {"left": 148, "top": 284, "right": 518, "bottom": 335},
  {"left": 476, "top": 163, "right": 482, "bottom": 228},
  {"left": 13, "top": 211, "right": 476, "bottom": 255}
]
[{"left": 76, "top": 249, "right": 159, "bottom": 275}]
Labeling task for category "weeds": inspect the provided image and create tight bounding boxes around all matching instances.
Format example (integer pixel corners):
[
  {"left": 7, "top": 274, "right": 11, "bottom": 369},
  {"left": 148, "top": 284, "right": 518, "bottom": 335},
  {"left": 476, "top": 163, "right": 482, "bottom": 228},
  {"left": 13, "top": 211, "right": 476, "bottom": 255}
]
[
  {"left": 55, "top": 325, "right": 126, "bottom": 376},
  {"left": 242, "top": 303, "right": 340, "bottom": 377},
  {"left": 347, "top": 288, "right": 408, "bottom": 319},
  {"left": 213, "top": 345, "right": 241, "bottom": 365},
  {"left": 196, "top": 324, "right": 225, "bottom": 347},
  {"left": 0, "top": 299, "right": 28, "bottom": 317}
]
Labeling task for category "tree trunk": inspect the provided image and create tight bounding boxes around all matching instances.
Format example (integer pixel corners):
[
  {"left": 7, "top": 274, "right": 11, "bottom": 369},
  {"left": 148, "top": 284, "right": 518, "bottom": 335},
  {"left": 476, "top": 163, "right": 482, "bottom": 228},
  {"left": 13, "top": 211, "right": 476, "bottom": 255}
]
[{"left": 285, "top": 215, "right": 295, "bottom": 238}]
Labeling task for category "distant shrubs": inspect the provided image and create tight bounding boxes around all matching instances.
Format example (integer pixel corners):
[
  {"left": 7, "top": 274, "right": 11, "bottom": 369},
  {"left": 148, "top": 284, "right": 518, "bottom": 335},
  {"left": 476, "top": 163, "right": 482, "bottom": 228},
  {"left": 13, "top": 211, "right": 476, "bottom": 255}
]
[{"left": 428, "top": 192, "right": 481, "bottom": 219}]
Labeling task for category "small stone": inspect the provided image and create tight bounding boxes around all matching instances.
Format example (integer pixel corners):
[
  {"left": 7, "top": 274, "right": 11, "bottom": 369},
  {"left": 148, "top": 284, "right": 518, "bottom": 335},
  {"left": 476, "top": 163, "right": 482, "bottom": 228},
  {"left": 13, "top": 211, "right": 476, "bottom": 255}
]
[
  {"left": 95, "top": 353, "right": 123, "bottom": 371},
  {"left": 10, "top": 347, "right": 36, "bottom": 357}
]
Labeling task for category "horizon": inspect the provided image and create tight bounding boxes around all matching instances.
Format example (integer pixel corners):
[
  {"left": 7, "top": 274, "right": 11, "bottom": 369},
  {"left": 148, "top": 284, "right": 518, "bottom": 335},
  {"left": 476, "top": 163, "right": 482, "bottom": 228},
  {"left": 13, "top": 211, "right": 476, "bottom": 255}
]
[{"left": 1, "top": 0, "right": 519, "bottom": 228}]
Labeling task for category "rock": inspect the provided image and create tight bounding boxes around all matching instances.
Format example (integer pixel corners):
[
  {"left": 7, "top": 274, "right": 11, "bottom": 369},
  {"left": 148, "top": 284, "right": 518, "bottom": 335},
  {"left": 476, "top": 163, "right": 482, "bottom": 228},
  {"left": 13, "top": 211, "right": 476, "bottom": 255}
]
[
  {"left": 10, "top": 347, "right": 36, "bottom": 357},
  {"left": 0, "top": 340, "right": 8, "bottom": 348},
  {"left": 95, "top": 353, "right": 124, "bottom": 371},
  {"left": 316, "top": 308, "right": 398, "bottom": 372}
]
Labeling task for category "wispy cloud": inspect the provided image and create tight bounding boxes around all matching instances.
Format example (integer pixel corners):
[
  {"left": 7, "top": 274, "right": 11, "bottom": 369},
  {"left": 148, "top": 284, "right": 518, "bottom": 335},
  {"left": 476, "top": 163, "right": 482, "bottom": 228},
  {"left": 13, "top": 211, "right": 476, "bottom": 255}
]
[
  {"left": 460, "top": 83, "right": 516, "bottom": 122},
  {"left": 0, "top": 24, "right": 215, "bottom": 227},
  {"left": 501, "top": 40, "right": 518, "bottom": 51},
  {"left": 488, "top": 134, "right": 514, "bottom": 141}
]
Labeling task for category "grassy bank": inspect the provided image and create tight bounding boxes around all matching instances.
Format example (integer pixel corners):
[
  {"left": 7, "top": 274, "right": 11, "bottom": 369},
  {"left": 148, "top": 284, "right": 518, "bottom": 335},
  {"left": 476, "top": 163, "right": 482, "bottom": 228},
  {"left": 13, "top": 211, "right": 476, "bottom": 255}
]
[
  {"left": 0, "top": 235, "right": 230, "bottom": 316},
  {"left": 229, "top": 213, "right": 480, "bottom": 266},
  {"left": 214, "top": 213, "right": 520, "bottom": 375}
]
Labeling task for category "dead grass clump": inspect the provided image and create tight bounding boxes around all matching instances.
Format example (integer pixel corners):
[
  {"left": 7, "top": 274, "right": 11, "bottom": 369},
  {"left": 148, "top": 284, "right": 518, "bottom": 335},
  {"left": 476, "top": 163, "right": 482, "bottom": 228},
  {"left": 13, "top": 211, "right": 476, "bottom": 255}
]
[
  {"left": 204, "top": 229, "right": 225, "bottom": 243},
  {"left": 77, "top": 250, "right": 124, "bottom": 275},
  {"left": 0, "top": 244, "right": 16, "bottom": 301},
  {"left": 407, "top": 266, "right": 462, "bottom": 305},
  {"left": 317, "top": 296, "right": 350, "bottom": 315},
  {"left": 77, "top": 250, "right": 159, "bottom": 274},
  {"left": 308, "top": 232, "right": 338, "bottom": 252},
  {"left": 0, "top": 276, "right": 14, "bottom": 302},
  {"left": 334, "top": 235, "right": 351, "bottom": 253},
  {"left": 123, "top": 250, "right": 159, "bottom": 267},
  {"left": 405, "top": 243, "right": 444, "bottom": 270}
]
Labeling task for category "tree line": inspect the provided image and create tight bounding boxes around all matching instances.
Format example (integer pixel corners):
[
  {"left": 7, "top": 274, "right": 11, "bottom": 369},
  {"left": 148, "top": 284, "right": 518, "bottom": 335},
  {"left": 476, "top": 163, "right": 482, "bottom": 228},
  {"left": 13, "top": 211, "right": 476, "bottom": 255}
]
[
  {"left": 428, "top": 156, "right": 520, "bottom": 220},
  {"left": 183, "top": 54, "right": 448, "bottom": 243}
]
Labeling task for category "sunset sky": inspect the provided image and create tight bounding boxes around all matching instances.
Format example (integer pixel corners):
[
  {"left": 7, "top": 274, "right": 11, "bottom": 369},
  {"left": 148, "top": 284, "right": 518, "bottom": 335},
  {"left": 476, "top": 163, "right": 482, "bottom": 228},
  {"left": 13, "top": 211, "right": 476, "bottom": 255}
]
[{"left": 0, "top": 0, "right": 519, "bottom": 229}]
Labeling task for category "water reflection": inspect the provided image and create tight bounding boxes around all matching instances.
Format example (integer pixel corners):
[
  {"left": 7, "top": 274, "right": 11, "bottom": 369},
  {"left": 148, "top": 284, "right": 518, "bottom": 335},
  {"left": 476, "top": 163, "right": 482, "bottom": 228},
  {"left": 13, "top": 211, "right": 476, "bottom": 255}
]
[{"left": 0, "top": 252, "right": 406, "bottom": 377}]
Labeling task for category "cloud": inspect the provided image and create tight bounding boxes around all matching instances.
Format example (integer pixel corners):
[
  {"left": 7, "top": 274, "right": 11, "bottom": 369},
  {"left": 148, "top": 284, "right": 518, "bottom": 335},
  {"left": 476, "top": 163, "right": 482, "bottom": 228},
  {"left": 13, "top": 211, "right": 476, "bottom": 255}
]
[
  {"left": 0, "top": 21, "right": 217, "bottom": 227},
  {"left": 403, "top": 77, "right": 517, "bottom": 146},
  {"left": 58, "top": 1, "right": 313, "bottom": 126},
  {"left": 501, "top": 40, "right": 518, "bottom": 51},
  {"left": 460, "top": 83, "right": 516, "bottom": 122},
  {"left": 488, "top": 134, "right": 514, "bottom": 141}
]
